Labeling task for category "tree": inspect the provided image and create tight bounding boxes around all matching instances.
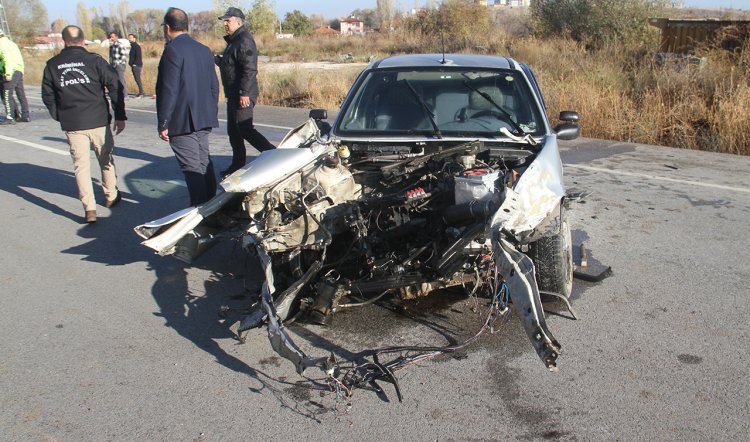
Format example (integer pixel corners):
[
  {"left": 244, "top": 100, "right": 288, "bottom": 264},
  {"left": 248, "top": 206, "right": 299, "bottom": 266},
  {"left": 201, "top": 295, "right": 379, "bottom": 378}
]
[
  {"left": 327, "top": 18, "right": 340, "bottom": 31},
  {"left": 50, "top": 17, "right": 67, "bottom": 33},
  {"left": 308, "top": 14, "right": 328, "bottom": 29},
  {"left": 282, "top": 10, "right": 312, "bottom": 36},
  {"left": 530, "top": 0, "right": 667, "bottom": 49},
  {"left": 403, "top": 0, "right": 490, "bottom": 51},
  {"left": 90, "top": 7, "right": 109, "bottom": 40},
  {"left": 4, "top": 0, "right": 49, "bottom": 39},
  {"left": 350, "top": 8, "right": 377, "bottom": 30},
  {"left": 91, "top": 26, "right": 106, "bottom": 41},
  {"left": 126, "top": 8, "right": 162, "bottom": 40},
  {"left": 76, "top": 2, "right": 93, "bottom": 38},
  {"left": 109, "top": 1, "right": 131, "bottom": 36},
  {"left": 190, "top": 11, "right": 217, "bottom": 37},
  {"left": 376, "top": 0, "right": 394, "bottom": 33},
  {"left": 247, "top": 0, "right": 276, "bottom": 35}
]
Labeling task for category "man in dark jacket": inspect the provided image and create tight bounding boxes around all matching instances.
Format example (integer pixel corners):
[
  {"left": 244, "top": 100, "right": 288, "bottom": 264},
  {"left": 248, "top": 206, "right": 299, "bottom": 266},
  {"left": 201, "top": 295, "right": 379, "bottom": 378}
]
[
  {"left": 216, "top": 7, "right": 275, "bottom": 177},
  {"left": 127, "top": 33, "right": 144, "bottom": 98},
  {"left": 156, "top": 7, "right": 219, "bottom": 207},
  {"left": 41, "top": 25, "right": 126, "bottom": 223}
]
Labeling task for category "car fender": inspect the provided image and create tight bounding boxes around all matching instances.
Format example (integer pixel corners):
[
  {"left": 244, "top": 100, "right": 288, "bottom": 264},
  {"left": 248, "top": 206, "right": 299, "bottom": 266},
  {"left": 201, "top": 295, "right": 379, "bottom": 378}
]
[{"left": 490, "top": 135, "right": 565, "bottom": 243}]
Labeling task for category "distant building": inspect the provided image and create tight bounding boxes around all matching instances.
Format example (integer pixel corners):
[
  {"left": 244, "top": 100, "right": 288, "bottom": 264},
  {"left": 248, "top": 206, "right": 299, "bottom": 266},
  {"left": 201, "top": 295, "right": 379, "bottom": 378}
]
[
  {"left": 27, "top": 33, "right": 63, "bottom": 50},
  {"left": 340, "top": 17, "right": 364, "bottom": 36},
  {"left": 649, "top": 18, "right": 750, "bottom": 53},
  {"left": 490, "top": 0, "right": 530, "bottom": 6},
  {"left": 314, "top": 26, "right": 339, "bottom": 36}
]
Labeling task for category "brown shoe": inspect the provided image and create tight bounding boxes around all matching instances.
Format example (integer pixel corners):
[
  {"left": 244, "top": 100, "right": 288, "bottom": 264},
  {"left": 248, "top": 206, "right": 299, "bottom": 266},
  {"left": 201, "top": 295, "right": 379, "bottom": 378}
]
[
  {"left": 85, "top": 210, "right": 97, "bottom": 223},
  {"left": 105, "top": 191, "right": 122, "bottom": 208}
]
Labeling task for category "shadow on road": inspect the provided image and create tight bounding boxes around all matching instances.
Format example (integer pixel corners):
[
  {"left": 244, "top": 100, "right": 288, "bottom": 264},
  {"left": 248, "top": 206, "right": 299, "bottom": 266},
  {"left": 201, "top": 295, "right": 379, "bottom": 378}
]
[
  {"left": 0, "top": 162, "right": 81, "bottom": 222},
  {"left": 40, "top": 135, "right": 69, "bottom": 145},
  {"left": 55, "top": 181, "right": 328, "bottom": 420}
]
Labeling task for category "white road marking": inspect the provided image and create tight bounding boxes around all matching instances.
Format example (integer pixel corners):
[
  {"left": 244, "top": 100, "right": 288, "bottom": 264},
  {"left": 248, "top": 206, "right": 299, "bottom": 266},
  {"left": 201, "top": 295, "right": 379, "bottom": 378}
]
[
  {"left": 566, "top": 163, "right": 750, "bottom": 194},
  {"left": 0, "top": 134, "right": 68, "bottom": 156},
  {"left": 26, "top": 95, "right": 294, "bottom": 130}
]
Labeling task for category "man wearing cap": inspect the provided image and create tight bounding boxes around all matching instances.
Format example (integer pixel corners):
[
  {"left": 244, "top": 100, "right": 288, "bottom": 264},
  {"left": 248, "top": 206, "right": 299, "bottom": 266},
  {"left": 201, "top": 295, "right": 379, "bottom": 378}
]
[
  {"left": 0, "top": 30, "right": 29, "bottom": 124},
  {"left": 216, "top": 6, "right": 275, "bottom": 177},
  {"left": 41, "top": 25, "right": 126, "bottom": 223},
  {"left": 156, "top": 7, "right": 219, "bottom": 207}
]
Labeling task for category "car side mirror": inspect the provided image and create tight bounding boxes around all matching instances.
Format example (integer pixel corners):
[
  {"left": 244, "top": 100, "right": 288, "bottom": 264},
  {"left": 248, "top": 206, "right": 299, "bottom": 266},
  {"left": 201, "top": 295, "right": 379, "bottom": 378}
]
[
  {"left": 559, "top": 111, "right": 579, "bottom": 122},
  {"left": 309, "top": 109, "right": 327, "bottom": 121},
  {"left": 309, "top": 108, "right": 331, "bottom": 135},
  {"left": 554, "top": 111, "right": 580, "bottom": 140}
]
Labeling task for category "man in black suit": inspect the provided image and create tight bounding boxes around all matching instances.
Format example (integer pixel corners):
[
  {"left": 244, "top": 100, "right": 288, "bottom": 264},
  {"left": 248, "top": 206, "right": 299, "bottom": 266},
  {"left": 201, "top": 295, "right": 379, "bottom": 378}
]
[{"left": 156, "top": 7, "right": 219, "bottom": 206}]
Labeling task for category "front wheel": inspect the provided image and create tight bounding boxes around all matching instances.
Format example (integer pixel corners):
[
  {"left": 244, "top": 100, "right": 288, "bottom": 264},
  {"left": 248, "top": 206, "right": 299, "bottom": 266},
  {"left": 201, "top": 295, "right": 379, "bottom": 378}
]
[{"left": 528, "top": 205, "right": 573, "bottom": 299}]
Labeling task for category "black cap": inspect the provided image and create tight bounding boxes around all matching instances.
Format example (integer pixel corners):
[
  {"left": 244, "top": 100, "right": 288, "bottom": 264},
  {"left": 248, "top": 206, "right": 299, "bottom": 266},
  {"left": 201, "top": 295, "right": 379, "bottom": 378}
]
[{"left": 218, "top": 7, "right": 245, "bottom": 20}]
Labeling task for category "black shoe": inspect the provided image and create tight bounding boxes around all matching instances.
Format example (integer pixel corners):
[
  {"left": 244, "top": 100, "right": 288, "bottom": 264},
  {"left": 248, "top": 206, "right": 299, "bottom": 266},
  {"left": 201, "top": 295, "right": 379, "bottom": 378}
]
[
  {"left": 0, "top": 118, "right": 15, "bottom": 125},
  {"left": 17, "top": 117, "right": 30, "bottom": 123}
]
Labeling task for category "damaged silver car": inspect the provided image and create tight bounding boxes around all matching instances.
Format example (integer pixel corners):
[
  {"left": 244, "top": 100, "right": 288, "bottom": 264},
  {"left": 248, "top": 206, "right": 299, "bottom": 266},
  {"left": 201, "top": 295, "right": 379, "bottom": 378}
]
[{"left": 135, "top": 54, "right": 580, "bottom": 392}]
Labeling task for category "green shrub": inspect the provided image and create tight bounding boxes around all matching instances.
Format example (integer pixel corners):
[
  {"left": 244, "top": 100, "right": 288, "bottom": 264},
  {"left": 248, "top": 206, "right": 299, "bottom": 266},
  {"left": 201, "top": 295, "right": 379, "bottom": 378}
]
[{"left": 530, "top": 0, "right": 665, "bottom": 50}]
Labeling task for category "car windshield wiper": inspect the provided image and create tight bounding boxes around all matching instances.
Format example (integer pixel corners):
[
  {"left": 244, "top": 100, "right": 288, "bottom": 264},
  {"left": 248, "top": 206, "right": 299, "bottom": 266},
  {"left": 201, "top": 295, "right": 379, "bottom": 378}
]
[
  {"left": 402, "top": 79, "right": 442, "bottom": 139},
  {"left": 461, "top": 81, "right": 526, "bottom": 136}
]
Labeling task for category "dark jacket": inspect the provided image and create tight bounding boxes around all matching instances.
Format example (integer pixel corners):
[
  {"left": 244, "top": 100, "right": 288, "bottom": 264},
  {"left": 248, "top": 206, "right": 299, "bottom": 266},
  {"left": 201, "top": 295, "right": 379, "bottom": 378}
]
[
  {"left": 218, "top": 26, "right": 259, "bottom": 102},
  {"left": 41, "top": 45, "right": 126, "bottom": 132},
  {"left": 156, "top": 33, "right": 219, "bottom": 136},
  {"left": 128, "top": 41, "right": 142, "bottom": 67}
]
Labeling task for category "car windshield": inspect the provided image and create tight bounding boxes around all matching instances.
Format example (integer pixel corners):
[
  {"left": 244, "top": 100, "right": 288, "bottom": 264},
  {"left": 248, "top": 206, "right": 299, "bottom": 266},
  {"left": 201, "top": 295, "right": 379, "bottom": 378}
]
[{"left": 336, "top": 68, "right": 546, "bottom": 138}]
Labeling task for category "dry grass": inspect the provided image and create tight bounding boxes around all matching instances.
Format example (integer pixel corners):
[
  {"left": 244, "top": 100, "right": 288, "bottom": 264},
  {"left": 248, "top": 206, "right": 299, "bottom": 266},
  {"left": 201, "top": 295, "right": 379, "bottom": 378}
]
[{"left": 22, "top": 32, "right": 750, "bottom": 155}]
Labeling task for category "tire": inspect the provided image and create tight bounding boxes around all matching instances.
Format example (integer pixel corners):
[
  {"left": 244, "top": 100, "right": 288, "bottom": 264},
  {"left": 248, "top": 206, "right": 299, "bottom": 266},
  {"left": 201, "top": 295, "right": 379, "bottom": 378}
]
[{"left": 527, "top": 205, "right": 573, "bottom": 299}]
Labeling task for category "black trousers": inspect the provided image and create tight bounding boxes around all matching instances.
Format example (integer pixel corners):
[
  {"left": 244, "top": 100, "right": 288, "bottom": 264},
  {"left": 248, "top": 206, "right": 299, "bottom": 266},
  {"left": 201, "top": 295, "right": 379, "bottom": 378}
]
[
  {"left": 225, "top": 101, "right": 275, "bottom": 172},
  {"left": 131, "top": 65, "right": 144, "bottom": 96},
  {"left": 2, "top": 71, "right": 28, "bottom": 119},
  {"left": 169, "top": 129, "right": 216, "bottom": 207}
]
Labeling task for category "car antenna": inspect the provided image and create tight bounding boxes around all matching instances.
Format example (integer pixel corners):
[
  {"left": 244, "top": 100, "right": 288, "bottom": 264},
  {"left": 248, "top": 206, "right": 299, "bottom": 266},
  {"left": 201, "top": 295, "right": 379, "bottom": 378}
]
[{"left": 439, "top": 23, "right": 447, "bottom": 64}]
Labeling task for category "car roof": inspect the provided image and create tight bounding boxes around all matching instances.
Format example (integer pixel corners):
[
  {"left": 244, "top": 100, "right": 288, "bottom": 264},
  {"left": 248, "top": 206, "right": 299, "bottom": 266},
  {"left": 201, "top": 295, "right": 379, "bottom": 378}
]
[{"left": 369, "top": 54, "right": 518, "bottom": 70}]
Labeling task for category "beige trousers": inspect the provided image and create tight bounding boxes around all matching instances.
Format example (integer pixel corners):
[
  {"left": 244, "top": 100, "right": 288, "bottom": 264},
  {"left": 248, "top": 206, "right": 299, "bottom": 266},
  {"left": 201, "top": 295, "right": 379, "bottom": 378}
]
[{"left": 66, "top": 126, "right": 117, "bottom": 211}]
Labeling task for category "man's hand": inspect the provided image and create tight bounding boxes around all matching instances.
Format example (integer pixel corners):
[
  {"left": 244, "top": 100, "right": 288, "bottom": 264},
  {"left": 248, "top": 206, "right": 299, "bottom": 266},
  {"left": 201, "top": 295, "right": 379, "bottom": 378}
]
[
  {"left": 159, "top": 129, "right": 169, "bottom": 141},
  {"left": 113, "top": 120, "right": 126, "bottom": 135},
  {"left": 239, "top": 96, "right": 251, "bottom": 108},
  {"left": 4, "top": 75, "right": 10, "bottom": 81}
]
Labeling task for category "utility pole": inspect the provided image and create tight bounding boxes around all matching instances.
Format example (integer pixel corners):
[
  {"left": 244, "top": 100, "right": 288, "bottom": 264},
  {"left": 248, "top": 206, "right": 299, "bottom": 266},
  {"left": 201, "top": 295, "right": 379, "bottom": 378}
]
[{"left": 0, "top": 0, "right": 11, "bottom": 37}]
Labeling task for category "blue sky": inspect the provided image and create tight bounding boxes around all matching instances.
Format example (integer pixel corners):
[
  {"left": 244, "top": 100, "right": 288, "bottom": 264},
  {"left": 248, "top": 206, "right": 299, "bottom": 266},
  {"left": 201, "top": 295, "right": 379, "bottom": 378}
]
[{"left": 44, "top": 1, "right": 750, "bottom": 25}]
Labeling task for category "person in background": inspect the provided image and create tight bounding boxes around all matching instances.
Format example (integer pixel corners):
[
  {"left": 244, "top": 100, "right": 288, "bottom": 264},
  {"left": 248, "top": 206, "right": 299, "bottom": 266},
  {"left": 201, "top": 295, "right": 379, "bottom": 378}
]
[
  {"left": 127, "top": 33, "right": 144, "bottom": 98},
  {"left": 41, "top": 25, "right": 126, "bottom": 223},
  {"left": 108, "top": 31, "right": 128, "bottom": 99},
  {"left": 156, "top": 7, "right": 219, "bottom": 207},
  {"left": 0, "top": 29, "right": 29, "bottom": 124},
  {"left": 216, "top": 7, "right": 275, "bottom": 177}
]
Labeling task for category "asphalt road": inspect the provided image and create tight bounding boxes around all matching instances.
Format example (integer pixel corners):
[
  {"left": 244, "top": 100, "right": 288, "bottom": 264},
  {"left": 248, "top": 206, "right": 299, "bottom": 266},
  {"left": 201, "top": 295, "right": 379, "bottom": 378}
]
[{"left": 1, "top": 89, "right": 748, "bottom": 441}]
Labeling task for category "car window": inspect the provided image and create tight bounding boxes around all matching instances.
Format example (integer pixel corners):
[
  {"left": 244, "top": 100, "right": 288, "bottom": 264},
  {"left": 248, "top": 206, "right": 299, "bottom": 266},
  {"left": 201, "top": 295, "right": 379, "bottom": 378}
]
[{"left": 337, "top": 68, "right": 546, "bottom": 137}]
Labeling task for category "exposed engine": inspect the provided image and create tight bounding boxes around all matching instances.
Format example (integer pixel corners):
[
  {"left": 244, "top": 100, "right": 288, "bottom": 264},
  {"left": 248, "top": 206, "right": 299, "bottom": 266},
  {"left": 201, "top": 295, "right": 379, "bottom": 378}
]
[
  {"left": 238, "top": 140, "right": 533, "bottom": 328},
  {"left": 135, "top": 119, "right": 572, "bottom": 398}
]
